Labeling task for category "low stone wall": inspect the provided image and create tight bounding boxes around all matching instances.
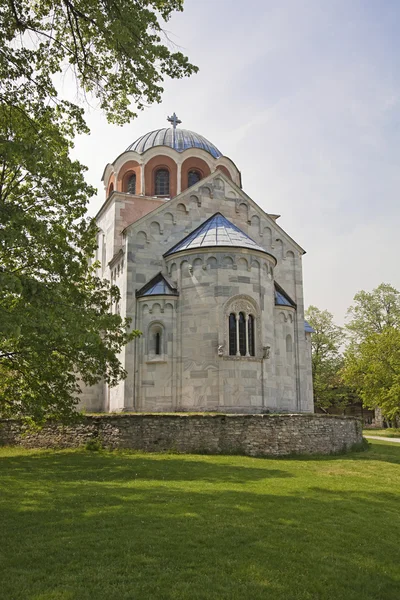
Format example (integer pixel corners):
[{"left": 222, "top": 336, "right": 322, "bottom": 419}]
[{"left": 0, "top": 413, "right": 362, "bottom": 456}]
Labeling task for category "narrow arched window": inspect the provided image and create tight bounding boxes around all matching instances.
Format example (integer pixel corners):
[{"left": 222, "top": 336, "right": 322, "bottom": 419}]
[
  {"left": 188, "top": 170, "right": 201, "bottom": 188},
  {"left": 229, "top": 313, "right": 237, "bottom": 356},
  {"left": 155, "top": 169, "right": 170, "bottom": 195},
  {"left": 239, "top": 312, "right": 246, "bottom": 356},
  {"left": 127, "top": 173, "right": 136, "bottom": 194},
  {"left": 108, "top": 182, "right": 114, "bottom": 196},
  {"left": 286, "top": 334, "right": 292, "bottom": 353},
  {"left": 248, "top": 315, "right": 255, "bottom": 356},
  {"left": 155, "top": 332, "right": 161, "bottom": 355}
]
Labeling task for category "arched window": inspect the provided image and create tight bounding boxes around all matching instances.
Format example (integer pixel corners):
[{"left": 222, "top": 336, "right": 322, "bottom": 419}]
[
  {"left": 229, "top": 313, "right": 237, "bottom": 356},
  {"left": 155, "top": 169, "right": 170, "bottom": 196},
  {"left": 155, "top": 332, "right": 161, "bottom": 355},
  {"left": 148, "top": 323, "right": 164, "bottom": 358},
  {"left": 127, "top": 173, "right": 136, "bottom": 194},
  {"left": 226, "top": 300, "right": 258, "bottom": 358},
  {"left": 188, "top": 170, "right": 201, "bottom": 188},
  {"left": 239, "top": 312, "right": 246, "bottom": 356},
  {"left": 286, "top": 334, "right": 292, "bottom": 353},
  {"left": 108, "top": 182, "right": 114, "bottom": 196},
  {"left": 248, "top": 315, "right": 255, "bottom": 357}
]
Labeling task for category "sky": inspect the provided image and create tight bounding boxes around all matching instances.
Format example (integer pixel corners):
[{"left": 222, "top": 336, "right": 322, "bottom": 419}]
[{"left": 69, "top": 0, "right": 400, "bottom": 325}]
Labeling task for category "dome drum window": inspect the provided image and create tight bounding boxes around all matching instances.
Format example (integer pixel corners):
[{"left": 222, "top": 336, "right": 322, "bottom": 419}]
[
  {"left": 188, "top": 170, "right": 202, "bottom": 188},
  {"left": 127, "top": 173, "right": 136, "bottom": 194},
  {"left": 155, "top": 168, "right": 170, "bottom": 196}
]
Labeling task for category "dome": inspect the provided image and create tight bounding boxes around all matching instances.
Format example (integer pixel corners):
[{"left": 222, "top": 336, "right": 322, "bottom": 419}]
[{"left": 126, "top": 127, "right": 222, "bottom": 159}]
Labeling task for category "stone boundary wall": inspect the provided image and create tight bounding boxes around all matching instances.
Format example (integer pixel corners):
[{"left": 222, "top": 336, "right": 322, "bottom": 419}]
[{"left": 0, "top": 414, "right": 362, "bottom": 457}]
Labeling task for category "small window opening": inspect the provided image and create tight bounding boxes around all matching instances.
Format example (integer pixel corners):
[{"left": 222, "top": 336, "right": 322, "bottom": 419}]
[
  {"left": 155, "top": 169, "right": 170, "bottom": 195},
  {"left": 229, "top": 313, "right": 237, "bottom": 356},
  {"left": 155, "top": 332, "right": 161, "bottom": 355},
  {"left": 248, "top": 315, "right": 255, "bottom": 357},
  {"left": 127, "top": 173, "right": 136, "bottom": 194},
  {"left": 188, "top": 170, "right": 201, "bottom": 188}
]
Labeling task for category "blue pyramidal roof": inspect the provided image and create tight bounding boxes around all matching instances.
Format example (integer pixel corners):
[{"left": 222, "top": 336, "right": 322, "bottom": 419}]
[{"left": 164, "top": 213, "right": 271, "bottom": 257}]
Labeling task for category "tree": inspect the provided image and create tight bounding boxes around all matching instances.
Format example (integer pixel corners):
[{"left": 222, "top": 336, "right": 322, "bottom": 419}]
[
  {"left": 0, "top": 1, "right": 197, "bottom": 422},
  {"left": 305, "top": 305, "right": 351, "bottom": 410},
  {"left": 344, "top": 284, "right": 400, "bottom": 422},
  {"left": 346, "top": 283, "right": 400, "bottom": 343}
]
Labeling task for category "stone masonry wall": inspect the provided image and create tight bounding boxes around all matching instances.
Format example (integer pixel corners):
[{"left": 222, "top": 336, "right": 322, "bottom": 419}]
[{"left": 0, "top": 414, "right": 362, "bottom": 457}]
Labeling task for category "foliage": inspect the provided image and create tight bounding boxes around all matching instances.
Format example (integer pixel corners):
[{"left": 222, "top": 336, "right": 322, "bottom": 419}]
[
  {"left": 344, "top": 328, "right": 400, "bottom": 420},
  {"left": 0, "top": 1, "right": 197, "bottom": 422},
  {"left": 346, "top": 283, "right": 400, "bottom": 343},
  {"left": 305, "top": 305, "right": 353, "bottom": 410},
  {"left": 344, "top": 284, "right": 400, "bottom": 421},
  {"left": 1, "top": 442, "right": 400, "bottom": 600}
]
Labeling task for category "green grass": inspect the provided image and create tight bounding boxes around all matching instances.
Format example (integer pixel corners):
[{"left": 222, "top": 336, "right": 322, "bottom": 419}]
[
  {"left": 363, "top": 428, "right": 400, "bottom": 438},
  {"left": 1, "top": 441, "right": 400, "bottom": 600}
]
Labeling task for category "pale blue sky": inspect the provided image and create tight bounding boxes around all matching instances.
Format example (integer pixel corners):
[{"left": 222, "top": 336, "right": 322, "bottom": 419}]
[{"left": 70, "top": 0, "right": 400, "bottom": 324}]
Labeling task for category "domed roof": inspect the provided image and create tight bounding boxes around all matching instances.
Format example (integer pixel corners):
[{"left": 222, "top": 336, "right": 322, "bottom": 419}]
[{"left": 126, "top": 127, "right": 222, "bottom": 159}]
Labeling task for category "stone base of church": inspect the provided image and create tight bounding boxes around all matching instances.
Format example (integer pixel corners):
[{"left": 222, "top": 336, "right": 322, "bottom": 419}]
[{"left": 0, "top": 414, "right": 362, "bottom": 457}]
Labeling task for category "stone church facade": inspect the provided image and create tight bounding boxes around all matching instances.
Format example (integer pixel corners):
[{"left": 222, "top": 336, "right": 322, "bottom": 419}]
[{"left": 81, "top": 116, "right": 314, "bottom": 414}]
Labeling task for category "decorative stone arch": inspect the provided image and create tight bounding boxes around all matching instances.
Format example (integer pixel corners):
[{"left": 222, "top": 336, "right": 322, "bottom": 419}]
[
  {"left": 146, "top": 320, "right": 166, "bottom": 358},
  {"left": 180, "top": 259, "right": 191, "bottom": 277},
  {"left": 181, "top": 156, "right": 211, "bottom": 192},
  {"left": 222, "top": 255, "right": 234, "bottom": 269},
  {"left": 144, "top": 155, "right": 177, "bottom": 197},
  {"left": 216, "top": 164, "right": 232, "bottom": 180},
  {"left": 207, "top": 255, "right": 218, "bottom": 270},
  {"left": 117, "top": 160, "right": 141, "bottom": 193},
  {"left": 107, "top": 178, "right": 115, "bottom": 198},
  {"left": 262, "top": 226, "right": 272, "bottom": 246},
  {"left": 275, "top": 239, "right": 284, "bottom": 259},
  {"left": 190, "top": 194, "right": 201, "bottom": 207},
  {"left": 250, "top": 214, "right": 260, "bottom": 231},
  {"left": 200, "top": 185, "right": 213, "bottom": 199},
  {"left": 141, "top": 303, "right": 150, "bottom": 315},
  {"left": 150, "top": 221, "right": 162, "bottom": 236},
  {"left": 213, "top": 177, "right": 225, "bottom": 192},
  {"left": 177, "top": 202, "right": 188, "bottom": 214},
  {"left": 236, "top": 200, "right": 249, "bottom": 221},
  {"left": 192, "top": 257, "right": 203, "bottom": 270},
  {"left": 136, "top": 231, "right": 148, "bottom": 246},
  {"left": 223, "top": 294, "right": 262, "bottom": 358},
  {"left": 237, "top": 256, "right": 249, "bottom": 271},
  {"left": 164, "top": 212, "right": 176, "bottom": 226}
]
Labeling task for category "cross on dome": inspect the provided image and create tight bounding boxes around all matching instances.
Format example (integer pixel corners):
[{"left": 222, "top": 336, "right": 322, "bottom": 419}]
[{"left": 167, "top": 112, "right": 182, "bottom": 130}]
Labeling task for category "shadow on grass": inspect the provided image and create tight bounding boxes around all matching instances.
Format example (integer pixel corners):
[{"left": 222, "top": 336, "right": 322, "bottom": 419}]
[
  {"left": 1, "top": 444, "right": 400, "bottom": 600},
  {"left": 0, "top": 452, "right": 293, "bottom": 484}
]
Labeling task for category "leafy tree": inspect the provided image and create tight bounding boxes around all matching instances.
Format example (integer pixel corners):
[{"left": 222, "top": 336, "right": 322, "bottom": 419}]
[
  {"left": 346, "top": 283, "right": 400, "bottom": 342},
  {"left": 0, "top": 1, "right": 197, "bottom": 422},
  {"left": 305, "top": 305, "right": 352, "bottom": 410},
  {"left": 344, "top": 284, "right": 400, "bottom": 422}
]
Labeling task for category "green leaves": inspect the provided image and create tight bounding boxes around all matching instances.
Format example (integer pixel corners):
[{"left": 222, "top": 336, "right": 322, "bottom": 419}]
[
  {"left": 305, "top": 306, "right": 350, "bottom": 410},
  {"left": 0, "top": 0, "right": 196, "bottom": 422},
  {"left": 343, "top": 285, "right": 400, "bottom": 421}
]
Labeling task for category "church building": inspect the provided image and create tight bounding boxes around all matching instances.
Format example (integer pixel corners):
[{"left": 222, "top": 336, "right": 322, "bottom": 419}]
[{"left": 81, "top": 115, "right": 314, "bottom": 414}]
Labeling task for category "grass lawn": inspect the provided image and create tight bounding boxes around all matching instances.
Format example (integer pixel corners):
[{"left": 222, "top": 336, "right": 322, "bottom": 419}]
[
  {"left": 1, "top": 440, "right": 400, "bottom": 600},
  {"left": 363, "top": 428, "right": 400, "bottom": 438}
]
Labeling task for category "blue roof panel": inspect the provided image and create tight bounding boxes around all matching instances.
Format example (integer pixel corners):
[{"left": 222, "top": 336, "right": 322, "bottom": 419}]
[
  {"left": 136, "top": 273, "right": 178, "bottom": 298},
  {"left": 304, "top": 320, "right": 315, "bottom": 333},
  {"left": 126, "top": 128, "right": 222, "bottom": 159},
  {"left": 164, "top": 213, "right": 270, "bottom": 257}
]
